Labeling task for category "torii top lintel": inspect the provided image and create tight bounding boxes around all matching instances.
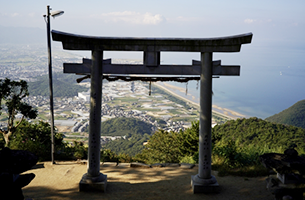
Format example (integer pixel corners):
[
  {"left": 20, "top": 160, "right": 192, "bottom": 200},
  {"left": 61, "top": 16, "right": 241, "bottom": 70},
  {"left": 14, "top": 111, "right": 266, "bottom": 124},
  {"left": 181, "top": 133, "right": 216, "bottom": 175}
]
[{"left": 51, "top": 30, "right": 252, "bottom": 52}]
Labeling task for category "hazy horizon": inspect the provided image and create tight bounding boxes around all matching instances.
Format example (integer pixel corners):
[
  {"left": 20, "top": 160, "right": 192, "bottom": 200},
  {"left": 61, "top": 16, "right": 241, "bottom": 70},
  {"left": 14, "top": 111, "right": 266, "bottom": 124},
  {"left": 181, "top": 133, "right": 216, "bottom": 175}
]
[{"left": 1, "top": 0, "right": 304, "bottom": 118}]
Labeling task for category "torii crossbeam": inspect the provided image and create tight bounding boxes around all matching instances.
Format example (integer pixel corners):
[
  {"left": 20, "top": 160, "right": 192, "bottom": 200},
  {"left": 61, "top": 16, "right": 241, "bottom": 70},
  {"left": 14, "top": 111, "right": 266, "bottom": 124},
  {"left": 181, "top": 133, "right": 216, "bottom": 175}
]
[{"left": 52, "top": 30, "right": 252, "bottom": 193}]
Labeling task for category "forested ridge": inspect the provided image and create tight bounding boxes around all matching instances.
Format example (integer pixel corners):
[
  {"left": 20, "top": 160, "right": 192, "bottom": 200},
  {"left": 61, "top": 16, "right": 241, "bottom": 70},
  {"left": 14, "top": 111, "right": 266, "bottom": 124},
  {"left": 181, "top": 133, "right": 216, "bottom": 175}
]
[
  {"left": 103, "top": 117, "right": 305, "bottom": 163},
  {"left": 100, "top": 117, "right": 154, "bottom": 156},
  {"left": 100, "top": 117, "right": 154, "bottom": 136},
  {"left": 265, "top": 99, "right": 305, "bottom": 129},
  {"left": 28, "top": 72, "right": 87, "bottom": 97},
  {"left": 212, "top": 117, "right": 305, "bottom": 157}
]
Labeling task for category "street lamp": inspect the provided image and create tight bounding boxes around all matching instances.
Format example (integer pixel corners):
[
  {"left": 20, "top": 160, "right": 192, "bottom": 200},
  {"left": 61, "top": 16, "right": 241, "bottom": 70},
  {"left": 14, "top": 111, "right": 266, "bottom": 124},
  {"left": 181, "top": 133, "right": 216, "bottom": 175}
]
[{"left": 43, "top": 5, "right": 64, "bottom": 164}]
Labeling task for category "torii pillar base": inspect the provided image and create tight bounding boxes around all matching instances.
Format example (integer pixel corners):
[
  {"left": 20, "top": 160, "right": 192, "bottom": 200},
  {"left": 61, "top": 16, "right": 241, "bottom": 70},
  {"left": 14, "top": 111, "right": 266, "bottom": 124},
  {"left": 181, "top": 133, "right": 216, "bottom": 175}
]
[
  {"left": 191, "top": 175, "right": 220, "bottom": 194},
  {"left": 79, "top": 173, "right": 107, "bottom": 192}
]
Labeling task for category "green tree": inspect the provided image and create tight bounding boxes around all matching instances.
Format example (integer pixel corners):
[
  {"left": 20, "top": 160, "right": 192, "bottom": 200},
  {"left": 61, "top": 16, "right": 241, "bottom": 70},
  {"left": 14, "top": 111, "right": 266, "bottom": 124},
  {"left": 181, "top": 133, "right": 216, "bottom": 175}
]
[
  {"left": 0, "top": 78, "right": 37, "bottom": 146},
  {"left": 179, "top": 121, "right": 199, "bottom": 156},
  {"left": 8, "top": 120, "right": 64, "bottom": 161},
  {"left": 138, "top": 130, "right": 182, "bottom": 164}
]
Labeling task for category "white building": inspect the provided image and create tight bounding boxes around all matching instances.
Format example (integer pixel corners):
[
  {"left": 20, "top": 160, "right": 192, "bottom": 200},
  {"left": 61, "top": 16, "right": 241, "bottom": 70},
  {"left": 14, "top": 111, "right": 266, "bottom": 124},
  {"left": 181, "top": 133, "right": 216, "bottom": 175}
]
[{"left": 78, "top": 91, "right": 90, "bottom": 102}]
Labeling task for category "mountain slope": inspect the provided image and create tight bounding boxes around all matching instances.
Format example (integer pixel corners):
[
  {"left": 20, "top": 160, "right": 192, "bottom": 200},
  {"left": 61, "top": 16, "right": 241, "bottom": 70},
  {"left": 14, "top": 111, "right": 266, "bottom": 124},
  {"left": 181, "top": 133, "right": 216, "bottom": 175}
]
[
  {"left": 265, "top": 100, "right": 305, "bottom": 129},
  {"left": 101, "top": 117, "right": 154, "bottom": 136},
  {"left": 212, "top": 117, "right": 305, "bottom": 151},
  {"left": 28, "top": 72, "right": 87, "bottom": 97}
]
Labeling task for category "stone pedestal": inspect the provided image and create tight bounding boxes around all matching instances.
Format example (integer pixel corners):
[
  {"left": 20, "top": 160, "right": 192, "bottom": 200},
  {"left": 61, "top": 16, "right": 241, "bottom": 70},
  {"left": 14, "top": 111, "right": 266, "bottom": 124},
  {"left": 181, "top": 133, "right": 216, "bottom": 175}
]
[
  {"left": 191, "top": 174, "right": 220, "bottom": 193},
  {"left": 79, "top": 173, "right": 107, "bottom": 192}
]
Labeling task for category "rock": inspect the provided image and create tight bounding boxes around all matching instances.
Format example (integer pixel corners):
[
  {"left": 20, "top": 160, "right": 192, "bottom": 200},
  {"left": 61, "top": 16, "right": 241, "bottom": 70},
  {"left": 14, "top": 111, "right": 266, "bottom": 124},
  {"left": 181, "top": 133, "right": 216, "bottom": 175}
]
[
  {"left": 180, "top": 163, "right": 195, "bottom": 169},
  {"left": 130, "top": 162, "right": 151, "bottom": 168},
  {"left": 151, "top": 163, "right": 164, "bottom": 168},
  {"left": 284, "top": 149, "right": 298, "bottom": 158},
  {"left": 164, "top": 163, "right": 180, "bottom": 167}
]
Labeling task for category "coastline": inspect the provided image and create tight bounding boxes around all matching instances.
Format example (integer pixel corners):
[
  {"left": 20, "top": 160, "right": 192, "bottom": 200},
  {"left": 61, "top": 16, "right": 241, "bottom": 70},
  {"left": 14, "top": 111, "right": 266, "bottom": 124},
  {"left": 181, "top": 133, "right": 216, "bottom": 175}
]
[{"left": 154, "top": 82, "right": 246, "bottom": 120}]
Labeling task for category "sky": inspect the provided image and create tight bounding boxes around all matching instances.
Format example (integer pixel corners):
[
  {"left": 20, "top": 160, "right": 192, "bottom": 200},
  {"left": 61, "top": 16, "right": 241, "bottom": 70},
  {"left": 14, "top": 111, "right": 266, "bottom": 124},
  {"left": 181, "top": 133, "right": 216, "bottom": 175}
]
[
  {"left": 1, "top": 0, "right": 305, "bottom": 117},
  {"left": 0, "top": 0, "right": 304, "bottom": 64}
]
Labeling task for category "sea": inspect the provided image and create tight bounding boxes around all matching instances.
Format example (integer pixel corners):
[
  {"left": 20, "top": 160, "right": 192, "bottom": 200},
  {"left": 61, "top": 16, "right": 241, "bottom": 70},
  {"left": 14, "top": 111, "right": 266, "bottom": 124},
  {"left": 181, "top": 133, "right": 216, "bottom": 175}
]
[{"left": 166, "top": 64, "right": 305, "bottom": 119}]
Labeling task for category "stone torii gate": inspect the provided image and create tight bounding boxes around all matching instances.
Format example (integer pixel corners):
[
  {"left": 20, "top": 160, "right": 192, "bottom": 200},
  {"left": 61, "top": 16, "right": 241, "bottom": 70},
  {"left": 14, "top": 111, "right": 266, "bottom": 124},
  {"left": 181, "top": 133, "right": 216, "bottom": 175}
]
[{"left": 52, "top": 30, "right": 252, "bottom": 193}]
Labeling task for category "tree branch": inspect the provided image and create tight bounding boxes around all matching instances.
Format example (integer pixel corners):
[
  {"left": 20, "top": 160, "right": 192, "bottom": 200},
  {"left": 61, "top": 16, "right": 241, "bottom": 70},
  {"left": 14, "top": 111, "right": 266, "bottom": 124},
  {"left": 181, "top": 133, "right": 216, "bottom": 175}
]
[{"left": 15, "top": 115, "right": 25, "bottom": 129}]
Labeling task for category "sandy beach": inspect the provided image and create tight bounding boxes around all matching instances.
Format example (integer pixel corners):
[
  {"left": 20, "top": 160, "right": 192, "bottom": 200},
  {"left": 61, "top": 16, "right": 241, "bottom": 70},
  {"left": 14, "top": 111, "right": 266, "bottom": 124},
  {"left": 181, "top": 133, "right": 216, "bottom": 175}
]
[{"left": 154, "top": 82, "right": 246, "bottom": 119}]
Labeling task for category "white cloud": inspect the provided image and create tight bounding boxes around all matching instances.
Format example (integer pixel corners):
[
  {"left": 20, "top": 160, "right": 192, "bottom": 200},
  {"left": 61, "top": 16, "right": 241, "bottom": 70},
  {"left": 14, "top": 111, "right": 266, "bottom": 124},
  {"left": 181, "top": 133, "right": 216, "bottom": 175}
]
[
  {"left": 143, "top": 13, "right": 164, "bottom": 25},
  {"left": 244, "top": 19, "right": 256, "bottom": 24},
  {"left": 11, "top": 13, "right": 20, "bottom": 17},
  {"left": 91, "top": 11, "right": 166, "bottom": 25}
]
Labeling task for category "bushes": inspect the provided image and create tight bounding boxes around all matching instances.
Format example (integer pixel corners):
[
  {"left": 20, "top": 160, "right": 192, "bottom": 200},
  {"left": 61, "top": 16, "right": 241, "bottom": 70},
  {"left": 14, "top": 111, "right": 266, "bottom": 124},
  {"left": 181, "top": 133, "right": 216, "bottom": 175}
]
[
  {"left": 137, "top": 129, "right": 182, "bottom": 164},
  {"left": 9, "top": 121, "right": 64, "bottom": 161},
  {"left": 213, "top": 139, "right": 261, "bottom": 169},
  {"left": 72, "top": 141, "right": 88, "bottom": 160}
]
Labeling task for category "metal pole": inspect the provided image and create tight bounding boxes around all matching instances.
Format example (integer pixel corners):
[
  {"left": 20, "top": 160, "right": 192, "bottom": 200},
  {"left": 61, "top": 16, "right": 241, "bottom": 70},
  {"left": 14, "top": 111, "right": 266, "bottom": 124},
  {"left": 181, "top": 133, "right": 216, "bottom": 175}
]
[{"left": 46, "top": 5, "right": 55, "bottom": 164}]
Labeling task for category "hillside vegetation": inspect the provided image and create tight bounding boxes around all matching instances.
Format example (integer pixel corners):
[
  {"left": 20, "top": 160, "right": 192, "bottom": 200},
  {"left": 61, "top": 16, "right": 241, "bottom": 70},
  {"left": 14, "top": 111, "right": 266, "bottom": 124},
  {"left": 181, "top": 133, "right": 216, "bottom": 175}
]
[
  {"left": 100, "top": 117, "right": 154, "bottom": 156},
  {"left": 212, "top": 117, "right": 305, "bottom": 151},
  {"left": 210, "top": 117, "right": 305, "bottom": 173},
  {"left": 100, "top": 117, "right": 154, "bottom": 136},
  {"left": 104, "top": 133, "right": 150, "bottom": 157},
  {"left": 28, "top": 72, "right": 87, "bottom": 97},
  {"left": 265, "top": 99, "right": 305, "bottom": 129}
]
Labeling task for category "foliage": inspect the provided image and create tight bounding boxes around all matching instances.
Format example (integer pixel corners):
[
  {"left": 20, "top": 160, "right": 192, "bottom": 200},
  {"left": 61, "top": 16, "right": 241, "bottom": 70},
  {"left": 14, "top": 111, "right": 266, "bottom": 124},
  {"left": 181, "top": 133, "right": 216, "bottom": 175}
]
[
  {"left": 8, "top": 120, "right": 64, "bottom": 161},
  {"left": 178, "top": 121, "right": 199, "bottom": 156},
  {"left": 212, "top": 117, "right": 305, "bottom": 152},
  {"left": 72, "top": 141, "right": 88, "bottom": 160},
  {"left": 135, "top": 117, "right": 305, "bottom": 177},
  {"left": 137, "top": 129, "right": 182, "bottom": 164},
  {"left": 212, "top": 117, "right": 305, "bottom": 171},
  {"left": 104, "top": 133, "right": 150, "bottom": 156},
  {"left": 0, "top": 78, "right": 38, "bottom": 145},
  {"left": 100, "top": 117, "right": 154, "bottom": 136},
  {"left": 100, "top": 149, "right": 119, "bottom": 162},
  {"left": 135, "top": 121, "right": 199, "bottom": 164},
  {"left": 265, "top": 99, "right": 305, "bottom": 129},
  {"left": 117, "top": 153, "right": 133, "bottom": 163},
  {"left": 28, "top": 72, "right": 87, "bottom": 97},
  {"left": 180, "top": 155, "right": 196, "bottom": 164}
]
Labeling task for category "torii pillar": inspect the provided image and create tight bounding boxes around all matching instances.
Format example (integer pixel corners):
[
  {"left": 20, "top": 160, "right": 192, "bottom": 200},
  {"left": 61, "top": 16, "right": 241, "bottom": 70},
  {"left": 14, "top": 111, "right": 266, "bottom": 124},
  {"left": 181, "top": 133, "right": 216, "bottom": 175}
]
[
  {"left": 52, "top": 30, "right": 252, "bottom": 193},
  {"left": 78, "top": 50, "right": 108, "bottom": 192},
  {"left": 191, "top": 52, "right": 218, "bottom": 192}
]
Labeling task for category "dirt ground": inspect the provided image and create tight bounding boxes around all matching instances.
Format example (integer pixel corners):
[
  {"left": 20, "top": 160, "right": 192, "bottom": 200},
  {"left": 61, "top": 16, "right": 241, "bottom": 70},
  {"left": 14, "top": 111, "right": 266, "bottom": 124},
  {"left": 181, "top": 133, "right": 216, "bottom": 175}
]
[{"left": 22, "top": 161, "right": 275, "bottom": 200}]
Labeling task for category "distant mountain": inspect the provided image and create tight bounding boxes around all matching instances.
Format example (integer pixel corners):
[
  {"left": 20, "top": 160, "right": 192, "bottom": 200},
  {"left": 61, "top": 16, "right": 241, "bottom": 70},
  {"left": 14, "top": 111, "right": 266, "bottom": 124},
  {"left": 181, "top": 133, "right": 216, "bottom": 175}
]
[
  {"left": 0, "top": 25, "right": 45, "bottom": 44},
  {"left": 265, "top": 100, "right": 305, "bottom": 129}
]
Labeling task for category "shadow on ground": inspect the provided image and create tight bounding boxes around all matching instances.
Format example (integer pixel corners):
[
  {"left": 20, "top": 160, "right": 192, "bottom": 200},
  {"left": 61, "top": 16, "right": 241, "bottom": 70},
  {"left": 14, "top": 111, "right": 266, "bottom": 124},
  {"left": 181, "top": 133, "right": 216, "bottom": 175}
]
[{"left": 23, "top": 162, "right": 274, "bottom": 200}]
